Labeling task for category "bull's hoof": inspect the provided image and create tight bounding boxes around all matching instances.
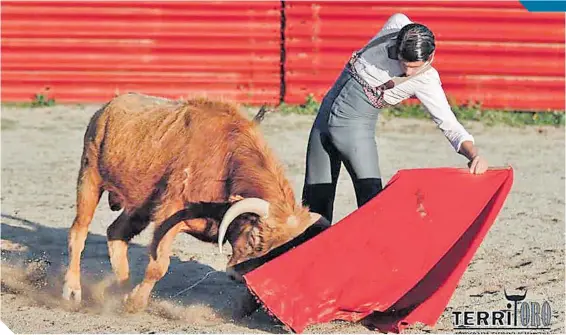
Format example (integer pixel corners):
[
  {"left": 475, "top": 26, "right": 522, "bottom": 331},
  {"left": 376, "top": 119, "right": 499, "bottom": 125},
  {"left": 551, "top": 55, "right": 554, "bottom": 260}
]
[
  {"left": 123, "top": 286, "right": 149, "bottom": 313},
  {"left": 62, "top": 281, "right": 82, "bottom": 303},
  {"left": 91, "top": 277, "right": 131, "bottom": 305},
  {"left": 123, "top": 294, "right": 148, "bottom": 313}
]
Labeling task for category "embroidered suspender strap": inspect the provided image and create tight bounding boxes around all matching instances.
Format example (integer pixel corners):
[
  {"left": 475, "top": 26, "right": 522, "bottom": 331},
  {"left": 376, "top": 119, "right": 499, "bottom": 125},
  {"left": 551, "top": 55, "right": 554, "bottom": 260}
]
[{"left": 346, "top": 31, "right": 432, "bottom": 108}]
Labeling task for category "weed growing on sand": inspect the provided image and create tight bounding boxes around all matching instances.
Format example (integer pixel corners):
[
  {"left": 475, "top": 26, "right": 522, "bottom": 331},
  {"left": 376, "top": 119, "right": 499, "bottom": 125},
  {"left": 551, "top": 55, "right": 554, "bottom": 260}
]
[
  {"left": 262, "top": 95, "right": 565, "bottom": 127},
  {"left": 31, "top": 87, "right": 56, "bottom": 108}
]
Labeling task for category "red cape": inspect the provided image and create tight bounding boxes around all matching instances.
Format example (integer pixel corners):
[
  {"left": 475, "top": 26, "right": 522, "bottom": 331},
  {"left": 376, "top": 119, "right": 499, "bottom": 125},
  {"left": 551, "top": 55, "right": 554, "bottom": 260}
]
[{"left": 243, "top": 167, "right": 514, "bottom": 333}]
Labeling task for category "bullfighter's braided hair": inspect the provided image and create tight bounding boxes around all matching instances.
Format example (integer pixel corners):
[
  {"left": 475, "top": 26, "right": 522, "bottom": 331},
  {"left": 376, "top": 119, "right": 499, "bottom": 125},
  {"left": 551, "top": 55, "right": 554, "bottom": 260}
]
[{"left": 396, "top": 23, "right": 436, "bottom": 62}]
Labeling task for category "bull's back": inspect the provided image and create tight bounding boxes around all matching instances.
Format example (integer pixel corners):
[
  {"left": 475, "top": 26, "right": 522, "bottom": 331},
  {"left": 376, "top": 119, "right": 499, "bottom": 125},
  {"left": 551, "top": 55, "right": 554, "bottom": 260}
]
[
  {"left": 95, "top": 93, "right": 194, "bottom": 205},
  {"left": 92, "top": 93, "right": 250, "bottom": 207}
]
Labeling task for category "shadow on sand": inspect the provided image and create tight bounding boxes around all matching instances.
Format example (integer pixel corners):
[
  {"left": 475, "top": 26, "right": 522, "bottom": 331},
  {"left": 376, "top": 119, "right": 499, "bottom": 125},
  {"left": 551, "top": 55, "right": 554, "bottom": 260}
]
[{"left": 0, "top": 213, "right": 289, "bottom": 333}]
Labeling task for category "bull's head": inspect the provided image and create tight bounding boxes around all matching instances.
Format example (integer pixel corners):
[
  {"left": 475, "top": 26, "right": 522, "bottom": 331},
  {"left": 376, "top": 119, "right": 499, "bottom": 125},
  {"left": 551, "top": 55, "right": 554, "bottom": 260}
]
[{"left": 217, "top": 197, "right": 328, "bottom": 281}]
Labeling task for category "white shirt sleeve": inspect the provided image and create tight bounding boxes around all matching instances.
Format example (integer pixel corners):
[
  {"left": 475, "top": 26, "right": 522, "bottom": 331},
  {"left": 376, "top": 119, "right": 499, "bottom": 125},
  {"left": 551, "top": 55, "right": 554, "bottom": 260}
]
[
  {"left": 414, "top": 72, "right": 475, "bottom": 152},
  {"left": 378, "top": 13, "right": 412, "bottom": 37},
  {"left": 382, "top": 13, "right": 412, "bottom": 31}
]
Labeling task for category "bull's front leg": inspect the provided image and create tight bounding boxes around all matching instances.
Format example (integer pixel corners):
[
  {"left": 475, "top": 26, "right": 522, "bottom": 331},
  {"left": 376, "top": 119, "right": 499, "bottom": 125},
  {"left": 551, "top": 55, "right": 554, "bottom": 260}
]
[
  {"left": 104, "top": 206, "right": 151, "bottom": 299},
  {"left": 123, "top": 202, "right": 184, "bottom": 313}
]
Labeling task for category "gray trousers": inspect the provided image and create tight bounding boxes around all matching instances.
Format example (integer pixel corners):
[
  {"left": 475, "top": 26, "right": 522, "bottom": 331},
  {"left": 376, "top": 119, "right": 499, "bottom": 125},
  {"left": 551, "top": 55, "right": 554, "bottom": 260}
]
[{"left": 302, "top": 67, "right": 384, "bottom": 222}]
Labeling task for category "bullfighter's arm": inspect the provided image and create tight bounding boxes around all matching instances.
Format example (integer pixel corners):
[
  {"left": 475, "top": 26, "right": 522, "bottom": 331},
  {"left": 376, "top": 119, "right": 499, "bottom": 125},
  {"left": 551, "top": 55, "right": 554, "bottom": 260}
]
[{"left": 414, "top": 72, "right": 489, "bottom": 174}]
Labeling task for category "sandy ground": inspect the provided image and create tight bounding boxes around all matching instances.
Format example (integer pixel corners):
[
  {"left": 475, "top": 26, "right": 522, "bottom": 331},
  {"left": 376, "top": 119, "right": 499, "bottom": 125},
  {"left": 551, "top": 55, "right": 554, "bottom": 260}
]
[{"left": 1, "top": 102, "right": 564, "bottom": 334}]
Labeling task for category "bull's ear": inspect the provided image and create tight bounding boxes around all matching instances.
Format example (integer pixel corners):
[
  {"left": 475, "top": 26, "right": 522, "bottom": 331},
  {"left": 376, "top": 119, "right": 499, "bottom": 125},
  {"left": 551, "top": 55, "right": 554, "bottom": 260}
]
[
  {"left": 249, "top": 226, "right": 262, "bottom": 250},
  {"left": 228, "top": 194, "right": 245, "bottom": 203}
]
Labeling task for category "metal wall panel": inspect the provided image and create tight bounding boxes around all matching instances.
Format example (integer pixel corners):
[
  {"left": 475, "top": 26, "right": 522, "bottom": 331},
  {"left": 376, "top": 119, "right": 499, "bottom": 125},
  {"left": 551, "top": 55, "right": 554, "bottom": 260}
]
[
  {"left": 2, "top": 1, "right": 564, "bottom": 111},
  {"left": 1, "top": 1, "right": 282, "bottom": 104},
  {"left": 285, "top": 1, "right": 565, "bottom": 111}
]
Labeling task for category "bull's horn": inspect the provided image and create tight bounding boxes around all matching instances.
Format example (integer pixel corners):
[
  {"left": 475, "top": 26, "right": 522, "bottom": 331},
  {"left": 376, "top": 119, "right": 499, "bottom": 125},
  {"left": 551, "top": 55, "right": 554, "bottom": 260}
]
[{"left": 217, "top": 198, "right": 270, "bottom": 254}]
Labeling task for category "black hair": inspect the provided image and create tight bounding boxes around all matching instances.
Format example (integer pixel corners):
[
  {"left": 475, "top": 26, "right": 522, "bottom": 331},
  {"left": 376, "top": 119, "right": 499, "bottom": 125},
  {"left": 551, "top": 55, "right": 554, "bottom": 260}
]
[{"left": 396, "top": 23, "right": 436, "bottom": 62}]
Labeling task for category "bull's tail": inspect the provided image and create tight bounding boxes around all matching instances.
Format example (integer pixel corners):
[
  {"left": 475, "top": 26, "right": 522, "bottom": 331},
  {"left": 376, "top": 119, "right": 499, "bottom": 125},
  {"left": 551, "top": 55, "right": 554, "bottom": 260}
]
[
  {"left": 82, "top": 101, "right": 117, "bottom": 211},
  {"left": 88, "top": 98, "right": 129, "bottom": 212},
  {"left": 150, "top": 202, "right": 231, "bottom": 260}
]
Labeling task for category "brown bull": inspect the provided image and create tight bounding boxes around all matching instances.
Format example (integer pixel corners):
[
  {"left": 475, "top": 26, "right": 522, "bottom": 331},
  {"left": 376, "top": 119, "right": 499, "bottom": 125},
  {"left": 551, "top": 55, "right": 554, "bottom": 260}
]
[{"left": 62, "top": 93, "right": 326, "bottom": 312}]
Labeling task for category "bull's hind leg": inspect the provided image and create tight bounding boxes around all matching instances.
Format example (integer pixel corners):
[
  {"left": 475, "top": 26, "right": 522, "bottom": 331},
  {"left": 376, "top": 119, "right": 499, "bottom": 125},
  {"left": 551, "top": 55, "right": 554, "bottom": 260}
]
[
  {"left": 62, "top": 161, "right": 103, "bottom": 303},
  {"left": 106, "top": 206, "right": 151, "bottom": 288}
]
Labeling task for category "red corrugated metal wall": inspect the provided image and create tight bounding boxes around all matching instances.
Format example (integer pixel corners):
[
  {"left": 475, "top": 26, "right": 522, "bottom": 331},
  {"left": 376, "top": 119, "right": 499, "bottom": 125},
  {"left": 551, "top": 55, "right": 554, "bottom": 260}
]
[
  {"left": 285, "top": 1, "right": 565, "bottom": 111},
  {"left": 1, "top": 1, "right": 282, "bottom": 104},
  {"left": 1, "top": 1, "right": 564, "bottom": 111}
]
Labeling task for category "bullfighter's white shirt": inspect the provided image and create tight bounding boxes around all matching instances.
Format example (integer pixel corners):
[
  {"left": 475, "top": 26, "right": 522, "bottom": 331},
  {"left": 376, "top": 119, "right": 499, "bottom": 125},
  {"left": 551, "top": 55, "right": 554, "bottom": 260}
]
[{"left": 352, "top": 13, "right": 474, "bottom": 152}]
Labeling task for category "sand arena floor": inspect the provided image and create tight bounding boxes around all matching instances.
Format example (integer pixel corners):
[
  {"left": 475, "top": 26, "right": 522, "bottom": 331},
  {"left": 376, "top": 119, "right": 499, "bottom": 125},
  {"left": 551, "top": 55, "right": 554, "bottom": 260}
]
[{"left": 1, "top": 103, "right": 564, "bottom": 333}]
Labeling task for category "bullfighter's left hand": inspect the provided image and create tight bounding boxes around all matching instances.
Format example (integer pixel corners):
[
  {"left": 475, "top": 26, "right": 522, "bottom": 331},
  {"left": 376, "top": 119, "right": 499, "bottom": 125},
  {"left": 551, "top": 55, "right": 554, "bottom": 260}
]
[{"left": 468, "top": 155, "right": 488, "bottom": 175}]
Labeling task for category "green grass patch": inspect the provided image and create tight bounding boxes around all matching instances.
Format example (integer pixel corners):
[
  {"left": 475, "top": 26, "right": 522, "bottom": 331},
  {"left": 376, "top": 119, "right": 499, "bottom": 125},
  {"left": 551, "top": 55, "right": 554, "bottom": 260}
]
[
  {"left": 1, "top": 89, "right": 57, "bottom": 108},
  {"left": 1, "top": 102, "right": 36, "bottom": 108},
  {"left": 277, "top": 94, "right": 322, "bottom": 115},
  {"left": 262, "top": 95, "right": 565, "bottom": 127}
]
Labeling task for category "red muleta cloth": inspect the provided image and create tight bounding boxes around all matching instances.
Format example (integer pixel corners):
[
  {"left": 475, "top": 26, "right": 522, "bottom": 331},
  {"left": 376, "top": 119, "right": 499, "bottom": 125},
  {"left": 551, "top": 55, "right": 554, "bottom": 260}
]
[{"left": 243, "top": 167, "right": 514, "bottom": 333}]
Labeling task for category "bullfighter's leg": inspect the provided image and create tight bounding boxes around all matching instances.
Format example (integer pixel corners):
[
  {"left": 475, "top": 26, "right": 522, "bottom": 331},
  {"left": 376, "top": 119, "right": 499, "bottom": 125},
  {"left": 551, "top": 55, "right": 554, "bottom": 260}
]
[
  {"left": 330, "top": 126, "right": 383, "bottom": 207},
  {"left": 123, "top": 202, "right": 186, "bottom": 312},
  {"left": 301, "top": 122, "right": 342, "bottom": 223},
  {"left": 62, "top": 163, "right": 103, "bottom": 303},
  {"left": 106, "top": 207, "right": 151, "bottom": 287}
]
